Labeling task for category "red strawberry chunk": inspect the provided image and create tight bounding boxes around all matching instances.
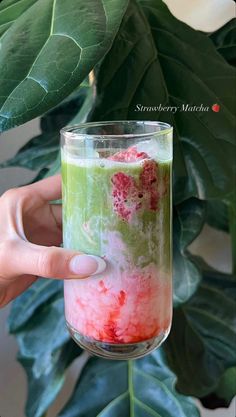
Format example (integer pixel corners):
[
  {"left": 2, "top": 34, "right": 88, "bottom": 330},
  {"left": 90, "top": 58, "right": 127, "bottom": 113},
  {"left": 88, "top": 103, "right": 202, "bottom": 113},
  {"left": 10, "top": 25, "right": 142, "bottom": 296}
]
[
  {"left": 140, "top": 160, "right": 158, "bottom": 210},
  {"left": 110, "top": 147, "right": 160, "bottom": 221},
  {"left": 111, "top": 172, "right": 138, "bottom": 221},
  {"left": 108, "top": 146, "right": 148, "bottom": 162}
]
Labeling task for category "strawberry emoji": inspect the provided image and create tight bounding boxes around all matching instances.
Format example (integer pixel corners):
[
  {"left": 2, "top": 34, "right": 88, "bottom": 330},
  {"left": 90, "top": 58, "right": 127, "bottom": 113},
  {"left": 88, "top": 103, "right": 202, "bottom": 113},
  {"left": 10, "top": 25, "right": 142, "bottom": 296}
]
[{"left": 212, "top": 103, "right": 220, "bottom": 112}]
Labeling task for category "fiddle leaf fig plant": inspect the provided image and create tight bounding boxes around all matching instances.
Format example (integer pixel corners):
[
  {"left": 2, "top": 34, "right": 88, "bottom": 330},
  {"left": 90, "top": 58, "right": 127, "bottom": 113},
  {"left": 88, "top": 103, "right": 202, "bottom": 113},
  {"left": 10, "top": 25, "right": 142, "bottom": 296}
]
[{"left": 1, "top": 1, "right": 236, "bottom": 416}]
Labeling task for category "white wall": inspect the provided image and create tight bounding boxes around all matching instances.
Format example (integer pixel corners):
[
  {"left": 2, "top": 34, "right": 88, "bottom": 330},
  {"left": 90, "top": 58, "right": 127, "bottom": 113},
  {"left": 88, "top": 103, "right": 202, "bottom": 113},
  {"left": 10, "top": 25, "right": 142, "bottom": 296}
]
[
  {"left": 0, "top": 1, "right": 235, "bottom": 416},
  {"left": 0, "top": 119, "right": 40, "bottom": 194},
  {"left": 163, "top": 0, "right": 235, "bottom": 31}
]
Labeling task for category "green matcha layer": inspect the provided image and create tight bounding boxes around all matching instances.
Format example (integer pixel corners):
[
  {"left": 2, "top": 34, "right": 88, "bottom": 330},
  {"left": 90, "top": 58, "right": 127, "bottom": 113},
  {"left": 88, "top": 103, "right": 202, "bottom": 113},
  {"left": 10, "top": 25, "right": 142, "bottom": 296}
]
[{"left": 62, "top": 154, "right": 171, "bottom": 273}]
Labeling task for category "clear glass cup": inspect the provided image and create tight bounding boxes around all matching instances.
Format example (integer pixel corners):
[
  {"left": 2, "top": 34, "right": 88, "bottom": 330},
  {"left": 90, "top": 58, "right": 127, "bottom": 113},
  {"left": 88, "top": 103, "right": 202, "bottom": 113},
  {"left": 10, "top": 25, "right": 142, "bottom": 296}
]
[{"left": 61, "top": 121, "right": 173, "bottom": 359}]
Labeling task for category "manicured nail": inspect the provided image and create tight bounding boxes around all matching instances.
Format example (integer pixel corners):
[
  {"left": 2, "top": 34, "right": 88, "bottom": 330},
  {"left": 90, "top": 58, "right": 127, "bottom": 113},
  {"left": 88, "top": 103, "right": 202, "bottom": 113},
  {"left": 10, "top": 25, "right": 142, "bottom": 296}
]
[{"left": 69, "top": 254, "right": 106, "bottom": 276}]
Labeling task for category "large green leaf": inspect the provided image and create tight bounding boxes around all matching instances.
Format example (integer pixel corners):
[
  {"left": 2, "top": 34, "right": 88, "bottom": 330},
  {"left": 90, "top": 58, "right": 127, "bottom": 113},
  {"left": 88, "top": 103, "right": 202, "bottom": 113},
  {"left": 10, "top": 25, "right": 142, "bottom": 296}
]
[
  {"left": 3, "top": 3, "right": 235, "bottom": 417},
  {"left": 43, "top": 151, "right": 61, "bottom": 178},
  {"left": 42, "top": 86, "right": 95, "bottom": 178},
  {"left": 214, "top": 367, "right": 236, "bottom": 405},
  {"left": 59, "top": 350, "right": 200, "bottom": 417},
  {"left": 228, "top": 191, "right": 236, "bottom": 274},
  {"left": 200, "top": 366, "right": 236, "bottom": 410},
  {"left": 0, "top": 131, "right": 59, "bottom": 170},
  {"left": 19, "top": 168, "right": 50, "bottom": 188},
  {"left": 173, "top": 199, "right": 205, "bottom": 306},
  {"left": 15, "top": 296, "right": 69, "bottom": 377},
  {"left": 70, "top": 85, "right": 95, "bottom": 125},
  {"left": 20, "top": 340, "right": 81, "bottom": 417},
  {"left": 39, "top": 86, "right": 88, "bottom": 133},
  {"left": 9, "top": 281, "right": 81, "bottom": 417},
  {"left": 0, "top": 0, "right": 38, "bottom": 37},
  {"left": 165, "top": 265, "right": 236, "bottom": 397},
  {"left": 210, "top": 19, "right": 236, "bottom": 66},
  {"left": 8, "top": 278, "right": 62, "bottom": 333},
  {"left": 89, "top": 0, "right": 236, "bottom": 202},
  {"left": 0, "top": 0, "right": 129, "bottom": 131},
  {"left": 0, "top": 87, "right": 87, "bottom": 170},
  {"left": 206, "top": 199, "right": 229, "bottom": 232}
]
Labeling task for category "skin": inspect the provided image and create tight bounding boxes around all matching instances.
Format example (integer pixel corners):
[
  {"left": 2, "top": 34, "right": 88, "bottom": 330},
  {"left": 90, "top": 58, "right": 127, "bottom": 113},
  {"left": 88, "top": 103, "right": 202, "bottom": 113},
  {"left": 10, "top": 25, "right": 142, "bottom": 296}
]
[{"left": 0, "top": 175, "right": 103, "bottom": 308}]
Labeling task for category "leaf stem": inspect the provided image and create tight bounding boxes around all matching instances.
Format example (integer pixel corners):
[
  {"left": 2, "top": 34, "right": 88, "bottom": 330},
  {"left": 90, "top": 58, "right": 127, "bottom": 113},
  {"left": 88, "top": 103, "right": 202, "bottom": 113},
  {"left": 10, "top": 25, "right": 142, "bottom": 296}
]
[{"left": 128, "top": 360, "right": 135, "bottom": 417}]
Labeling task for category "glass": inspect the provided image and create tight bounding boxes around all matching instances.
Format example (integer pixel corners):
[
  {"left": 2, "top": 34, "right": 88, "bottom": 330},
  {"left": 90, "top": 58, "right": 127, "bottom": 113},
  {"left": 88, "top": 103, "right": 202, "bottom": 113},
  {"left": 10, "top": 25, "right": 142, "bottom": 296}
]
[{"left": 61, "top": 121, "right": 173, "bottom": 359}]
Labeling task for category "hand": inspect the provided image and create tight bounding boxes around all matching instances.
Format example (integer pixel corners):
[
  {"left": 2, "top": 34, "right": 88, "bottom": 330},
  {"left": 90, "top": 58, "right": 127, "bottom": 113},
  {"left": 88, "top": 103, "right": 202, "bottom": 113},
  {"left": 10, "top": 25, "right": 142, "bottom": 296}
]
[{"left": 0, "top": 175, "right": 105, "bottom": 308}]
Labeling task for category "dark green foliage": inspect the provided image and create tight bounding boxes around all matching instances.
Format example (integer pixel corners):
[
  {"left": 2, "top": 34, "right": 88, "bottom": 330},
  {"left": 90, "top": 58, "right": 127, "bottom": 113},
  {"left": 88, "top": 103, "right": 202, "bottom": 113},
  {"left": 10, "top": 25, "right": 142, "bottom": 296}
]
[{"left": 1, "top": 1, "right": 236, "bottom": 416}]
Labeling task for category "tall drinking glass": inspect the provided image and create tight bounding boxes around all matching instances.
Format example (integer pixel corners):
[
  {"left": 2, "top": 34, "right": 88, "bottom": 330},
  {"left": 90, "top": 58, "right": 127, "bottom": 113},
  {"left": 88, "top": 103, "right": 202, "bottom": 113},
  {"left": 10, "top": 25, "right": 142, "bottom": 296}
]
[{"left": 61, "top": 121, "right": 173, "bottom": 359}]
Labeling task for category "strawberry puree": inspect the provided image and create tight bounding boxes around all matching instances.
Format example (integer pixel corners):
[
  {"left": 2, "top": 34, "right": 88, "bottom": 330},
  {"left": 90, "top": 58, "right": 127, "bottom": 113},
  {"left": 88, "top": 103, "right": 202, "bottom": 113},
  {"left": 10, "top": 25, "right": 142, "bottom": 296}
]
[{"left": 64, "top": 262, "right": 172, "bottom": 343}]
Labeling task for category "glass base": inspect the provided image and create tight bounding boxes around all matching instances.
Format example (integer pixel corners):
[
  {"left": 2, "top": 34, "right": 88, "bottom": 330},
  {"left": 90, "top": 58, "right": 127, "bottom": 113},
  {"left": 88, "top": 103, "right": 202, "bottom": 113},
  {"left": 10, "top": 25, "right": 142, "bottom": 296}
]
[{"left": 66, "top": 321, "right": 170, "bottom": 360}]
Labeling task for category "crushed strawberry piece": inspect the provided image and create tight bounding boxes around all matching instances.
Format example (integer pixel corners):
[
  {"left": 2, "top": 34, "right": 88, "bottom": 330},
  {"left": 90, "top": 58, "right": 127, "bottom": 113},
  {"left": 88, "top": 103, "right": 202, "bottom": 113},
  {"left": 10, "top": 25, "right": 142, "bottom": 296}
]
[
  {"left": 118, "top": 290, "right": 126, "bottom": 306},
  {"left": 111, "top": 172, "right": 139, "bottom": 221},
  {"left": 108, "top": 146, "right": 148, "bottom": 162},
  {"left": 110, "top": 148, "right": 160, "bottom": 221},
  {"left": 141, "top": 160, "right": 159, "bottom": 211}
]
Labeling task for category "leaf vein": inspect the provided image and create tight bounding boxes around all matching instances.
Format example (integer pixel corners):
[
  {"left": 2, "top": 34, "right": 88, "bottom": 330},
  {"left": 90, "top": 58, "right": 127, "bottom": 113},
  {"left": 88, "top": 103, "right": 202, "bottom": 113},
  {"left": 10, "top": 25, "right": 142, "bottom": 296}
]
[
  {"left": 96, "top": 392, "right": 128, "bottom": 417},
  {"left": 134, "top": 398, "right": 162, "bottom": 417},
  {"left": 186, "top": 306, "right": 236, "bottom": 333},
  {"left": 135, "top": 369, "right": 186, "bottom": 417}
]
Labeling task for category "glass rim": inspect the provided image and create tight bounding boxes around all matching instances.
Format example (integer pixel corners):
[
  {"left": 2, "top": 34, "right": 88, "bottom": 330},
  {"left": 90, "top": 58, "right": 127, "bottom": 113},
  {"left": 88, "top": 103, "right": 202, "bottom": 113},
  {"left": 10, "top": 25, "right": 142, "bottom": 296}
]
[{"left": 60, "top": 120, "right": 173, "bottom": 140}]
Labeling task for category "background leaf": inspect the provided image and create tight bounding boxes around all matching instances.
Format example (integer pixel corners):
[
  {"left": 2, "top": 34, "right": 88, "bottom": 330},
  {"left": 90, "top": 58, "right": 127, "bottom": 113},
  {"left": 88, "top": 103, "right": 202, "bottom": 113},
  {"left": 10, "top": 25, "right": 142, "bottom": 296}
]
[
  {"left": 200, "top": 366, "right": 236, "bottom": 410},
  {"left": 214, "top": 367, "right": 236, "bottom": 405},
  {"left": 20, "top": 340, "right": 81, "bottom": 417},
  {"left": 173, "top": 199, "right": 205, "bottom": 306},
  {"left": 206, "top": 199, "right": 229, "bottom": 232},
  {"left": 165, "top": 264, "right": 236, "bottom": 397},
  {"left": 2, "top": 1, "right": 236, "bottom": 416},
  {"left": 8, "top": 279, "right": 82, "bottom": 417},
  {"left": 89, "top": 0, "right": 236, "bottom": 202},
  {"left": 0, "top": 0, "right": 38, "bottom": 37},
  {"left": 0, "top": 0, "right": 129, "bottom": 131},
  {"left": 70, "top": 85, "right": 95, "bottom": 125},
  {"left": 8, "top": 278, "right": 62, "bottom": 333},
  {"left": 0, "top": 87, "right": 87, "bottom": 170},
  {"left": 210, "top": 19, "right": 236, "bottom": 66},
  {"left": 16, "top": 297, "right": 69, "bottom": 377},
  {"left": 59, "top": 350, "right": 200, "bottom": 417}
]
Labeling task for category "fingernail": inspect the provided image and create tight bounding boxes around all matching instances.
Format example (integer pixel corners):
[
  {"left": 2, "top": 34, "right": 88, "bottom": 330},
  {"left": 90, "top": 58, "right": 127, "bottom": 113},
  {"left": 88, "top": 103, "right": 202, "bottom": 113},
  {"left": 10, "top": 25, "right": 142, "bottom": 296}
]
[{"left": 69, "top": 255, "right": 106, "bottom": 276}]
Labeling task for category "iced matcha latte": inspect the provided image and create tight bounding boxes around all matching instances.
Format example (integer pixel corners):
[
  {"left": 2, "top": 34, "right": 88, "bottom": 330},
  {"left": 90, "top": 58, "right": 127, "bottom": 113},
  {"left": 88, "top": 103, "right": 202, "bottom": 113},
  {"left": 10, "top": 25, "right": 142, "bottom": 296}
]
[{"left": 61, "top": 121, "right": 173, "bottom": 359}]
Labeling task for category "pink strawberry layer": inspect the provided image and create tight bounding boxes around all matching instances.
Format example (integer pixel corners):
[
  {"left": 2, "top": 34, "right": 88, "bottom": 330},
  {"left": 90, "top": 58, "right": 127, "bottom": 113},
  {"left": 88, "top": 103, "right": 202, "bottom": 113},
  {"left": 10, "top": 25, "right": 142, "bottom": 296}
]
[{"left": 64, "top": 264, "right": 172, "bottom": 343}]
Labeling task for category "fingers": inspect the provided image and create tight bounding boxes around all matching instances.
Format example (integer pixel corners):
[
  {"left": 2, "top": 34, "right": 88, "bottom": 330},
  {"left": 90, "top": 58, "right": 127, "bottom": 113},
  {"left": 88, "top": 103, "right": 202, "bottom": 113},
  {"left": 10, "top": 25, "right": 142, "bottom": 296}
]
[
  {"left": 25, "top": 174, "right": 62, "bottom": 201},
  {"left": 0, "top": 276, "right": 36, "bottom": 308},
  {"left": 0, "top": 239, "right": 106, "bottom": 280},
  {"left": 49, "top": 204, "right": 62, "bottom": 229}
]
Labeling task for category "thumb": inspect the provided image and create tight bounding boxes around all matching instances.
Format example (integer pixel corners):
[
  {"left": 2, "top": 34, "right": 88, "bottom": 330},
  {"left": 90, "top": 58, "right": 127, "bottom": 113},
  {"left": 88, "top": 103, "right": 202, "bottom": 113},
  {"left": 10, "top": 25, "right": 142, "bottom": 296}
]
[{"left": 2, "top": 239, "right": 106, "bottom": 279}]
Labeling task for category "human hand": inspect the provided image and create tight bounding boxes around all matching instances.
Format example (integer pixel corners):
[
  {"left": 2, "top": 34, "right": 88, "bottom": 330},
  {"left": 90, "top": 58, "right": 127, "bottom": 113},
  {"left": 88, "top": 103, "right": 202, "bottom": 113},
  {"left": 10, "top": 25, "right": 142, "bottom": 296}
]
[{"left": 0, "top": 175, "right": 106, "bottom": 307}]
